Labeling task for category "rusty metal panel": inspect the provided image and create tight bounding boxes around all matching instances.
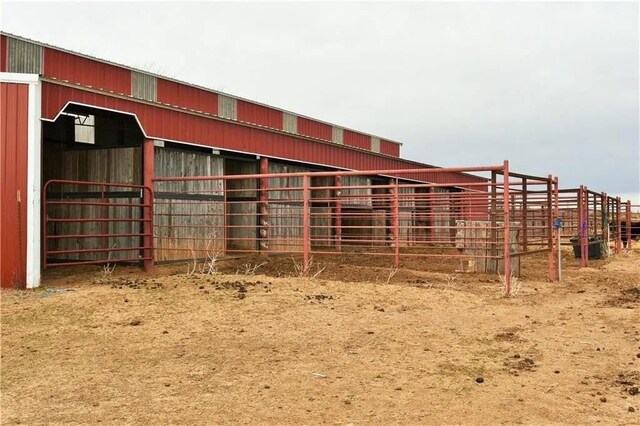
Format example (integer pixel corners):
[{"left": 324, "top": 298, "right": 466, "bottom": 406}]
[
  {"left": 44, "top": 47, "right": 131, "bottom": 94},
  {"left": 131, "top": 71, "right": 156, "bottom": 101},
  {"left": 298, "top": 117, "right": 332, "bottom": 140},
  {"left": 371, "top": 137, "right": 380, "bottom": 153},
  {"left": 332, "top": 126, "right": 343, "bottom": 144},
  {"left": 156, "top": 78, "right": 218, "bottom": 115},
  {"left": 1, "top": 82, "right": 29, "bottom": 287},
  {"left": 237, "top": 99, "right": 283, "bottom": 129},
  {"left": 218, "top": 95, "right": 237, "bottom": 120},
  {"left": 283, "top": 112, "right": 297, "bottom": 134},
  {"left": 7, "top": 37, "right": 42, "bottom": 74}
]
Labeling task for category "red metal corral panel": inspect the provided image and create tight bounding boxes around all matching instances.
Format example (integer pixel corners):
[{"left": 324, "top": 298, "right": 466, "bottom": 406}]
[
  {"left": 297, "top": 117, "right": 332, "bottom": 141},
  {"left": 380, "top": 139, "right": 400, "bottom": 157},
  {"left": 0, "top": 82, "right": 29, "bottom": 288},
  {"left": 156, "top": 78, "right": 218, "bottom": 115},
  {"left": 0, "top": 35, "right": 7, "bottom": 72},
  {"left": 44, "top": 48, "right": 131, "bottom": 95},
  {"left": 237, "top": 100, "right": 283, "bottom": 130},
  {"left": 42, "top": 82, "right": 486, "bottom": 186},
  {"left": 343, "top": 129, "right": 370, "bottom": 150}
]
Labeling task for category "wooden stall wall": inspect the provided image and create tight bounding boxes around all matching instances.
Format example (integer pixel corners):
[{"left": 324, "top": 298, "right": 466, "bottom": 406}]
[
  {"left": 154, "top": 147, "right": 224, "bottom": 262},
  {"left": 43, "top": 147, "right": 142, "bottom": 262},
  {"left": 267, "top": 162, "right": 307, "bottom": 252},
  {"left": 225, "top": 160, "right": 257, "bottom": 251}
]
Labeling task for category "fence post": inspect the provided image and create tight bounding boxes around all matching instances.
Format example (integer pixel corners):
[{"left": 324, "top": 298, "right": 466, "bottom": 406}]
[
  {"left": 522, "top": 178, "right": 528, "bottom": 253},
  {"left": 616, "top": 197, "right": 622, "bottom": 254},
  {"left": 490, "top": 171, "right": 498, "bottom": 272},
  {"left": 142, "top": 138, "right": 155, "bottom": 272},
  {"left": 258, "top": 157, "right": 269, "bottom": 251},
  {"left": 626, "top": 200, "right": 632, "bottom": 249},
  {"left": 554, "top": 177, "right": 561, "bottom": 282},
  {"left": 546, "top": 175, "right": 554, "bottom": 281},
  {"left": 334, "top": 175, "right": 342, "bottom": 250},
  {"left": 392, "top": 179, "right": 400, "bottom": 268},
  {"left": 578, "top": 186, "right": 586, "bottom": 267},
  {"left": 303, "top": 174, "right": 310, "bottom": 276},
  {"left": 601, "top": 192, "right": 607, "bottom": 249},
  {"left": 503, "top": 161, "right": 511, "bottom": 296}
]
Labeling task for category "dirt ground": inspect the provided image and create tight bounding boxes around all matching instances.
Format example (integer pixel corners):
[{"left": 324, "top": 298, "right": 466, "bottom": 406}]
[{"left": 1, "top": 248, "right": 639, "bottom": 425}]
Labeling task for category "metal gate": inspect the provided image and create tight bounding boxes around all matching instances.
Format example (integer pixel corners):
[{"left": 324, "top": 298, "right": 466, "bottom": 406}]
[{"left": 42, "top": 180, "right": 153, "bottom": 268}]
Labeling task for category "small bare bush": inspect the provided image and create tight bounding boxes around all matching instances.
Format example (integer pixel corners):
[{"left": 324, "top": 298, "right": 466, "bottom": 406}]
[
  {"left": 237, "top": 261, "right": 267, "bottom": 276},
  {"left": 291, "top": 256, "right": 325, "bottom": 279},
  {"left": 499, "top": 271, "right": 523, "bottom": 297}
]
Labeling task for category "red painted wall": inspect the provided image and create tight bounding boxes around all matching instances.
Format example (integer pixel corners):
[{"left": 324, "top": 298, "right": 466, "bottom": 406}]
[
  {"left": 343, "top": 130, "right": 370, "bottom": 150},
  {"left": 380, "top": 140, "right": 400, "bottom": 157},
  {"left": 297, "top": 117, "right": 332, "bottom": 141},
  {"left": 44, "top": 48, "right": 131, "bottom": 95},
  {"left": 157, "top": 78, "right": 218, "bottom": 115},
  {"left": 0, "top": 35, "right": 7, "bottom": 72},
  {"left": 237, "top": 100, "right": 282, "bottom": 130},
  {"left": 42, "top": 82, "right": 487, "bottom": 186},
  {"left": 0, "top": 82, "right": 29, "bottom": 288}
]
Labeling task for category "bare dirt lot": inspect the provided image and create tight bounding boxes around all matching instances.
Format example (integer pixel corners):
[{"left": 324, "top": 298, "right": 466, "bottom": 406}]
[{"left": 2, "top": 249, "right": 639, "bottom": 425}]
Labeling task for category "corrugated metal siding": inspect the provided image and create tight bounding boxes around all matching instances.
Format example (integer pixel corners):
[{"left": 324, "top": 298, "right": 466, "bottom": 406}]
[
  {"left": 44, "top": 48, "right": 131, "bottom": 94},
  {"left": 237, "top": 99, "right": 283, "bottom": 129},
  {"left": 7, "top": 37, "right": 42, "bottom": 74},
  {"left": 371, "top": 137, "right": 380, "bottom": 153},
  {"left": 156, "top": 78, "right": 218, "bottom": 115},
  {"left": 0, "top": 83, "right": 29, "bottom": 288},
  {"left": 131, "top": 71, "right": 156, "bottom": 101},
  {"left": 380, "top": 139, "right": 400, "bottom": 157},
  {"left": 41, "top": 82, "right": 487, "bottom": 186},
  {"left": 297, "top": 117, "right": 332, "bottom": 140},
  {"left": 343, "top": 130, "right": 370, "bottom": 150},
  {"left": 0, "top": 35, "right": 7, "bottom": 72},
  {"left": 218, "top": 95, "right": 237, "bottom": 120},
  {"left": 332, "top": 126, "right": 343, "bottom": 145},
  {"left": 283, "top": 112, "right": 297, "bottom": 134}
]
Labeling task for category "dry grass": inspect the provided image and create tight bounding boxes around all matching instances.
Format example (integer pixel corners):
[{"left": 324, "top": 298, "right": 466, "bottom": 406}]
[{"left": 2, "top": 250, "right": 640, "bottom": 424}]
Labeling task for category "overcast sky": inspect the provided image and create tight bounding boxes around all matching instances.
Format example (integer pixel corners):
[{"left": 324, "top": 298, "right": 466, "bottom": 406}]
[{"left": 2, "top": 1, "right": 639, "bottom": 203}]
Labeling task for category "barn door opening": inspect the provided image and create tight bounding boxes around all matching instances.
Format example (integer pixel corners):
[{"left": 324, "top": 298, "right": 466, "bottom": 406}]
[{"left": 41, "top": 104, "right": 150, "bottom": 267}]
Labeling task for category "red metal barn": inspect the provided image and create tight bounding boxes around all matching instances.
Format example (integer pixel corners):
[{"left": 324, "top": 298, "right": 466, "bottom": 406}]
[{"left": 0, "top": 33, "right": 488, "bottom": 288}]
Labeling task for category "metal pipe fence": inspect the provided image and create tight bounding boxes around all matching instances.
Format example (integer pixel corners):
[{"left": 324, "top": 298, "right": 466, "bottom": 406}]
[{"left": 152, "top": 161, "right": 558, "bottom": 295}]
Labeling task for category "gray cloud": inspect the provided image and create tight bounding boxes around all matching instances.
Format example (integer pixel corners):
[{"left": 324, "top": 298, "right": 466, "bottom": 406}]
[{"left": 3, "top": 1, "right": 638, "bottom": 200}]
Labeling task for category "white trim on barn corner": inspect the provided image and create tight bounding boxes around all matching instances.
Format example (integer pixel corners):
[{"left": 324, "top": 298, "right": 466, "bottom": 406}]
[{"left": 0, "top": 72, "right": 42, "bottom": 288}]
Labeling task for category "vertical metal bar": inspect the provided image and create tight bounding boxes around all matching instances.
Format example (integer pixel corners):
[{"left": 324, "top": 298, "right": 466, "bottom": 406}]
[
  {"left": 583, "top": 186, "right": 590, "bottom": 266},
  {"left": 546, "top": 175, "right": 553, "bottom": 281},
  {"left": 616, "top": 197, "right": 622, "bottom": 254},
  {"left": 592, "top": 192, "right": 598, "bottom": 237},
  {"left": 42, "top": 181, "right": 49, "bottom": 269},
  {"left": 503, "top": 161, "right": 511, "bottom": 296},
  {"left": 392, "top": 178, "right": 400, "bottom": 268},
  {"left": 626, "top": 200, "right": 632, "bottom": 249},
  {"left": 601, "top": 192, "right": 607, "bottom": 248},
  {"left": 142, "top": 138, "right": 155, "bottom": 272},
  {"left": 334, "top": 175, "right": 342, "bottom": 250},
  {"left": 522, "top": 178, "right": 528, "bottom": 253},
  {"left": 554, "top": 177, "right": 561, "bottom": 282},
  {"left": 222, "top": 178, "right": 228, "bottom": 255},
  {"left": 258, "top": 157, "right": 269, "bottom": 251},
  {"left": 303, "top": 174, "right": 310, "bottom": 276},
  {"left": 490, "top": 171, "right": 498, "bottom": 271}
]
